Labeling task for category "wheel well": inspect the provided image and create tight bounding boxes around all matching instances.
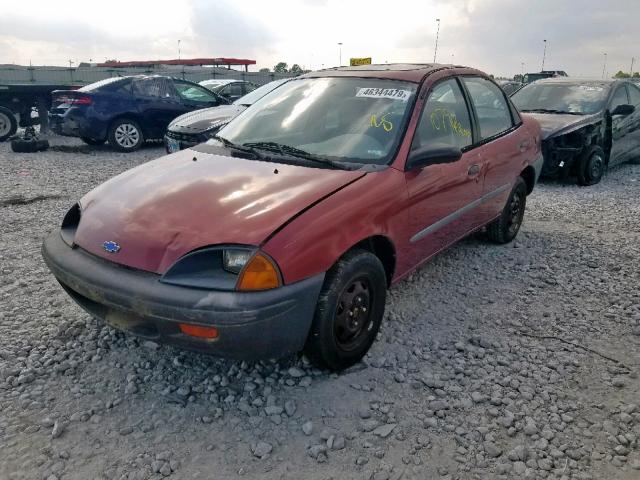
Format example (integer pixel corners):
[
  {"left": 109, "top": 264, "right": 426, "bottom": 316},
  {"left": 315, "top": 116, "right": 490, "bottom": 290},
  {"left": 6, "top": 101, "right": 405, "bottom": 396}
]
[
  {"left": 520, "top": 166, "right": 536, "bottom": 195},
  {"left": 352, "top": 236, "right": 396, "bottom": 286}
]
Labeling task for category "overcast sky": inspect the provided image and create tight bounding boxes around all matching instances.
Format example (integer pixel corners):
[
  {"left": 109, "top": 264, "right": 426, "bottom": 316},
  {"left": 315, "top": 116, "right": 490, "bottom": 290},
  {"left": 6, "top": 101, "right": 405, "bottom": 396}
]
[{"left": 0, "top": 0, "right": 637, "bottom": 78}]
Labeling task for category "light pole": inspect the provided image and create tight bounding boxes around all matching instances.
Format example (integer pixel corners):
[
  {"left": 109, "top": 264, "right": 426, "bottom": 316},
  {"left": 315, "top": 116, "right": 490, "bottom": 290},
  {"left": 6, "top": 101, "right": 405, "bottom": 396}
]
[
  {"left": 338, "top": 42, "right": 343, "bottom": 66},
  {"left": 178, "top": 40, "right": 181, "bottom": 60},
  {"left": 450, "top": 53, "right": 454, "bottom": 64},
  {"left": 541, "top": 39, "right": 547, "bottom": 71},
  {"left": 602, "top": 53, "right": 607, "bottom": 79},
  {"left": 630, "top": 57, "right": 635, "bottom": 77},
  {"left": 433, "top": 18, "right": 441, "bottom": 63}
]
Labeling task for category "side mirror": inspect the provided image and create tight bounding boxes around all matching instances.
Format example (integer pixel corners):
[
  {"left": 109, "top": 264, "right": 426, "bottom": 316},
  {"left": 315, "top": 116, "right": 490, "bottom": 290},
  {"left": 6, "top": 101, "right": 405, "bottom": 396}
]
[
  {"left": 611, "top": 104, "right": 635, "bottom": 116},
  {"left": 406, "top": 144, "right": 462, "bottom": 170}
]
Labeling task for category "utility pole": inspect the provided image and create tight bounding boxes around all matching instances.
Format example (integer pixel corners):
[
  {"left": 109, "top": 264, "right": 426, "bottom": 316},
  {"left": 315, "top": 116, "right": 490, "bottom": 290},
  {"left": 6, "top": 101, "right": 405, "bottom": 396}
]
[
  {"left": 433, "top": 19, "right": 441, "bottom": 63},
  {"left": 631, "top": 57, "right": 635, "bottom": 77},
  {"left": 338, "top": 42, "right": 343, "bottom": 66},
  {"left": 541, "top": 39, "right": 547, "bottom": 71},
  {"left": 602, "top": 53, "right": 607, "bottom": 79}
]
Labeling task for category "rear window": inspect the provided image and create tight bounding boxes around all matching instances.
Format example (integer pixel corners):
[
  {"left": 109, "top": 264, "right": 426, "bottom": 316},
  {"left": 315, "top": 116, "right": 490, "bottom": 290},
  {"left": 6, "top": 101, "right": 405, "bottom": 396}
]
[{"left": 79, "top": 77, "right": 128, "bottom": 92}]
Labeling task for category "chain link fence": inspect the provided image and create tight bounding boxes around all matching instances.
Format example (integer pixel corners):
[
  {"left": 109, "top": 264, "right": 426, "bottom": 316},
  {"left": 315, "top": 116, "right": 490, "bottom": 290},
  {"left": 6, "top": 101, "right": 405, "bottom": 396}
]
[{"left": 0, "top": 65, "right": 297, "bottom": 86}]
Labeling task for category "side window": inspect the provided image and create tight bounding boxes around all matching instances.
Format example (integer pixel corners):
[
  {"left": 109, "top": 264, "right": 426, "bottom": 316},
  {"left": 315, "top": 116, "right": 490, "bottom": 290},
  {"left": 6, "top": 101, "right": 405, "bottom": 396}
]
[
  {"left": 462, "top": 77, "right": 513, "bottom": 139},
  {"left": 411, "top": 78, "right": 473, "bottom": 152},
  {"left": 629, "top": 84, "right": 640, "bottom": 106},
  {"left": 173, "top": 81, "right": 218, "bottom": 103},
  {"left": 223, "top": 83, "right": 243, "bottom": 98},
  {"left": 610, "top": 86, "right": 629, "bottom": 110},
  {"left": 132, "top": 78, "right": 173, "bottom": 99},
  {"left": 243, "top": 83, "right": 257, "bottom": 95}
]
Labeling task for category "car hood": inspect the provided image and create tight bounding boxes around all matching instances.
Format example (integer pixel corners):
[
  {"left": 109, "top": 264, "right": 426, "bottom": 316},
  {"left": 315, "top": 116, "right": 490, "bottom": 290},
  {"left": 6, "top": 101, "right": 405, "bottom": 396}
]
[
  {"left": 168, "top": 105, "right": 246, "bottom": 134},
  {"left": 74, "top": 148, "right": 365, "bottom": 274},
  {"left": 526, "top": 112, "right": 601, "bottom": 140}
]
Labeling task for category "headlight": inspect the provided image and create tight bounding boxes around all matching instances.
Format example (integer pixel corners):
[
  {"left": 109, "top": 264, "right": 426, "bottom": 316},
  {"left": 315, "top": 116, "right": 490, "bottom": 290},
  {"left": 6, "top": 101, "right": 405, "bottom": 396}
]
[
  {"left": 160, "top": 246, "right": 282, "bottom": 291},
  {"left": 223, "top": 249, "right": 253, "bottom": 274}
]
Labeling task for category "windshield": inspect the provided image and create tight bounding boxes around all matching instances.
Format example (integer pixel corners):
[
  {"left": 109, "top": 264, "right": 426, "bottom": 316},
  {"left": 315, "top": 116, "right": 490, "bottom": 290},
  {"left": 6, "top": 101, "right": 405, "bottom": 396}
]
[
  {"left": 216, "top": 77, "right": 417, "bottom": 165},
  {"left": 512, "top": 83, "right": 608, "bottom": 114},
  {"left": 233, "top": 79, "right": 288, "bottom": 106}
]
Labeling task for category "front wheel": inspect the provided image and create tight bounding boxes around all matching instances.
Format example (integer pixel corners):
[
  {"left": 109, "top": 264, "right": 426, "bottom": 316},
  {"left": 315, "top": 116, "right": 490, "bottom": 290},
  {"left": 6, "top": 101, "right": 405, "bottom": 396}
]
[
  {"left": 486, "top": 177, "right": 527, "bottom": 244},
  {"left": 304, "top": 250, "right": 387, "bottom": 371},
  {"left": 108, "top": 119, "right": 143, "bottom": 152},
  {"left": 577, "top": 145, "right": 605, "bottom": 186}
]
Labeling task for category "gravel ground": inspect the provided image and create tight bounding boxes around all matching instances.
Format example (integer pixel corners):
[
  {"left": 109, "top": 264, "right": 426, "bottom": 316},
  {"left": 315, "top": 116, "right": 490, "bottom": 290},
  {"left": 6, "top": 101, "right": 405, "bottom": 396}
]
[{"left": 1, "top": 135, "right": 639, "bottom": 480}]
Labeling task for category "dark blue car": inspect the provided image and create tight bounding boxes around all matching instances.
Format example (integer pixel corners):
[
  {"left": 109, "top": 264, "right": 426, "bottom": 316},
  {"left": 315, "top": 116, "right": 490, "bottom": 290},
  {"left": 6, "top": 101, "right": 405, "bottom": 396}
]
[{"left": 49, "top": 76, "right": 226, "bottom": 151}]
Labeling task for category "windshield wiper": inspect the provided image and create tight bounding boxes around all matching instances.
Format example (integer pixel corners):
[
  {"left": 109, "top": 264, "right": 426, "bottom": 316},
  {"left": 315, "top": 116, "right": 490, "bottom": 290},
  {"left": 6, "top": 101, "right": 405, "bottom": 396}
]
[
  {"left": 242, "top": 141, "right": 346, "bottom": 169},
  {"left": 521, "top": 108, "right": 583, "bottom": 115},
  {"left": 213, "top": 135, "right": 265, "bottom": 159}
]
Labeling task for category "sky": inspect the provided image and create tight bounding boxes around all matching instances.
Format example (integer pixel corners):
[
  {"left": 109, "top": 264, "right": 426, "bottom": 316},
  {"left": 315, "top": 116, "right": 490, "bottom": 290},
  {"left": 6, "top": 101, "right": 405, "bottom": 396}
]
[{"left": 0, "top": 0, "right": 637, "bottom": 78}]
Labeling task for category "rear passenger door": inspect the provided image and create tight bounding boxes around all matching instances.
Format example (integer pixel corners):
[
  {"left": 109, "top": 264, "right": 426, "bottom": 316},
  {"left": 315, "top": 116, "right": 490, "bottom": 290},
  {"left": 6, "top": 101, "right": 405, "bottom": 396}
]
[
  {"left": 404, "top": 77, "right": 481, "bottom": 262},
  {"left": 461, "top": 76, "right": 523, "bottom": 222},
  {"left": 132, "top": 77, "right": 184, "bottom": 138}
]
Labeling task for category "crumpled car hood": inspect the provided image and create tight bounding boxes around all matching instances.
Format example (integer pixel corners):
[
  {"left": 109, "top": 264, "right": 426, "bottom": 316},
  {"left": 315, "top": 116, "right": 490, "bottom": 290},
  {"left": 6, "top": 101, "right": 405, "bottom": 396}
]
[
  {"left": 74, "top": 148, "right": 365, "bottom": 274},
  {"left": 527, "top": 112, "right": 602, "bottom": 140},
  {"left": 168, "top": 105, "right": 246, "bottom": 134}
]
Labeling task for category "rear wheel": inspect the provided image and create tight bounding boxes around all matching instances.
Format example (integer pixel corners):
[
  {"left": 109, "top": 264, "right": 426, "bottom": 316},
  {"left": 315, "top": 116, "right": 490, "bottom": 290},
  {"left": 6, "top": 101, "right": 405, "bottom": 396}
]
[
  {"left": 108, "top": 119, "right": 143, "bottom": 152},
  {"left": 80, "top": 136, "right": 105, "bottom": 146},
  {"left": 487, "top": 177, "right": 527, "bottom": 244},
  {"left": 577, "top": 145, "right": 605, "bottom": 186},
  {"left": 0, "top": 107, "right": 18, "bottom": 141},
  {"left": 304, "top": 250, "right": 387, "bottom": 371}
]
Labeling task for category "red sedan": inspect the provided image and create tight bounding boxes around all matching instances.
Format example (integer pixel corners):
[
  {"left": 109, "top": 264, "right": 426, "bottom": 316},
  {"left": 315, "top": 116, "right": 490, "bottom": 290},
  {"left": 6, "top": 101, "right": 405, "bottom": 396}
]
[{"left": 42, "top": 64, "right": 543, "bottom": 370}]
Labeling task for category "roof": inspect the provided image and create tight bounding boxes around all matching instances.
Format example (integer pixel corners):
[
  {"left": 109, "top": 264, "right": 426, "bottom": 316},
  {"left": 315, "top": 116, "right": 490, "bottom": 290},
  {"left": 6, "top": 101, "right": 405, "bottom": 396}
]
[
  {"left": 302, "top": 63, "right": 470, "bottom": 82},
  {"left": 532, "top": 77, "right": 616, "bottom": 85},
  {"left": 97, "top": 58, "right": 256, "bottom": 68}
]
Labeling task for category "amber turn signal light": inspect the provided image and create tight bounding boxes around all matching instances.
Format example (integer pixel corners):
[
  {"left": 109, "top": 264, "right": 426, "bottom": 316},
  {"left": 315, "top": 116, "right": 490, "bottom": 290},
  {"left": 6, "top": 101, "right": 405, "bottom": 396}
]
[
  {"left": 236, "top": 252, "right": 281, "bottom": 291},
  {"left": 178, "top": 323, "right": 219, "bottom": 339}
]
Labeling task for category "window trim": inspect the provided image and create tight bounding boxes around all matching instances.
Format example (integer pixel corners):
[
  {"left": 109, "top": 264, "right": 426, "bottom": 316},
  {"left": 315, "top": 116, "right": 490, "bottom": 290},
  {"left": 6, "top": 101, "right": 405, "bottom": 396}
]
[
  {"left": 408, "top": 76, "right": 476, "bottom": 155},
  {"left": 458, "top": 75, "right": 522, "bottom": 149}
]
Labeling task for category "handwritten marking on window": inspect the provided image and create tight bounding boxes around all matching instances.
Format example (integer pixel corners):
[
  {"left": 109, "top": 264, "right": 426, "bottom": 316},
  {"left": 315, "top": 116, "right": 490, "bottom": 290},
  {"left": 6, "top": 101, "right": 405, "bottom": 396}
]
[
  {"left": 370, "top": 113, "right": 393, "bottom": 132},
  {"left": 429, "top": 108, "right": 471, "bottom": 138}
]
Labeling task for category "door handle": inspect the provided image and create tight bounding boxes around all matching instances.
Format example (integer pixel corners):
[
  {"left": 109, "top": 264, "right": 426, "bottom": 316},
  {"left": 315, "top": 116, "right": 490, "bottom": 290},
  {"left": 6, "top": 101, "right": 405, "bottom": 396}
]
[
  {"left": 468, "top": 164, "right": 480, "bottom": 176},
  {"left": 518, "top": 140, "right": 531, "bottom": 152}
]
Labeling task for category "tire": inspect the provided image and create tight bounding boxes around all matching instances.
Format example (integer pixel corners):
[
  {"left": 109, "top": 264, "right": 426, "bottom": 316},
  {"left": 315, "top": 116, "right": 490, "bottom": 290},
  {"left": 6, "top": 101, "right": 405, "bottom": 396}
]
[
  {"left": 108, "top": 118, "right": 143, "bottom": 152},
  {"left": 11, "top": 138, "right": 49, "bottom": 153},
  {"left": 304, "top": 250, "right": 387, "bottom": 371},
  {"left": 81, "top": 136, "right": 106, "bottom": 146},
  {"left": 577, "top": 145, "right": 606, "bottom": 186},
  {"left": 487, "top": 177, "right": 527, "bottom": 244},
  {"left": 0, "top": 106, "right": 18, "bottom": 142}
]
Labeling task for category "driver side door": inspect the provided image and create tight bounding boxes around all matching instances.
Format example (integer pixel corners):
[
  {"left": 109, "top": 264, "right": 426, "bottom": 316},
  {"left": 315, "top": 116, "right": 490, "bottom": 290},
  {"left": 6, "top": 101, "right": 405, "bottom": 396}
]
[
  {"left": 404, "top": 77, "right": 483, "bottom": 263},
  {"left": 609, "top": 84, "right": 633, "bottom": 165}
]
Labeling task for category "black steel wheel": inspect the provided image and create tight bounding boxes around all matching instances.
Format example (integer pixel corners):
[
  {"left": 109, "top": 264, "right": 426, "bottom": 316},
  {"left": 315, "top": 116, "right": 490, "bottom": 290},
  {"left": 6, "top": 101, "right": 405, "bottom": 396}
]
[
  {"left": 487, "top": 177, "right": 527, "bottom": 244},
  {"left": 304, "top": 250, "right": 387, "bottom": 371},
  {"left": 577, "top": 145, "right": 605, "bottom": 186}
]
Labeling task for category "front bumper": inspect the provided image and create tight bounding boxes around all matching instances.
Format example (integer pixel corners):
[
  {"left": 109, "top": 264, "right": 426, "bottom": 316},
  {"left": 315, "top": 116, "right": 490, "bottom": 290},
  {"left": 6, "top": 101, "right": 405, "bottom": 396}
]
[{"left": 42, "top": 231, "right": 324, "bottom": 360}]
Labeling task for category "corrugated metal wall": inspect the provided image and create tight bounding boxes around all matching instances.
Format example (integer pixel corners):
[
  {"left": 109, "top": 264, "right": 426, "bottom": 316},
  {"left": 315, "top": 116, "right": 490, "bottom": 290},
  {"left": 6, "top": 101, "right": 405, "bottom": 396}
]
[{"left": 0, "top": 66, "right": 297, "bottom": 86}]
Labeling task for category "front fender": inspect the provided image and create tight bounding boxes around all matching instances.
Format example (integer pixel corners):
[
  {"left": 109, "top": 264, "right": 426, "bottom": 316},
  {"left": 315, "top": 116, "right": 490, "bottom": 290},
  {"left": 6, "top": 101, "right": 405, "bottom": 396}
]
[{"left": 261, "top": 167, "right": 409, "bottom": 285}]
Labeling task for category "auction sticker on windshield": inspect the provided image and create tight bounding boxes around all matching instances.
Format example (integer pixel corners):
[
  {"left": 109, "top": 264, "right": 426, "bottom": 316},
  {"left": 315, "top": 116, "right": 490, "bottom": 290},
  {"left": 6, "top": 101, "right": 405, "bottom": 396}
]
[{"left": 356, "top": 88, "right": 411, "bottom": 101}]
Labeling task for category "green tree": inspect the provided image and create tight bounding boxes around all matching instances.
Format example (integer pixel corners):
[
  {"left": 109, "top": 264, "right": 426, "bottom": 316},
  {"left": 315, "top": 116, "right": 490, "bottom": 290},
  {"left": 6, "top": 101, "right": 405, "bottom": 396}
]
[
  {"left": 259, "top": 68, "right": 270, "bottom": 73},
  {"left": 633, "top": 72, "right": 640, "bottom": 78},
  {"left": 273, "top": 62, "right": 288, "bottom": 73},
  {"left": 613, "top": 70, "right": 630, "bottom": 78},
  {"left": 289, "top": 64, "right": 303, "bottom": 75}
]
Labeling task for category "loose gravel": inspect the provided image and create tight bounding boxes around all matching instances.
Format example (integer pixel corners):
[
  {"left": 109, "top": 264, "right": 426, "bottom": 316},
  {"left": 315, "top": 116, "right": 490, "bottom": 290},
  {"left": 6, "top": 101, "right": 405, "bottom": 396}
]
[{"left": 1, "top": 135, "right": 639, "bottom": 480}]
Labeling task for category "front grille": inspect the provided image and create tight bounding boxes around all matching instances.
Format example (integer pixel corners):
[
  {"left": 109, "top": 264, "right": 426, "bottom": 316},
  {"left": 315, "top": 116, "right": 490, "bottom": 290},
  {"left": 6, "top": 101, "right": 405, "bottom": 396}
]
[{"left": 166, "top": 130, "right": 202, "bottom": 142}]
